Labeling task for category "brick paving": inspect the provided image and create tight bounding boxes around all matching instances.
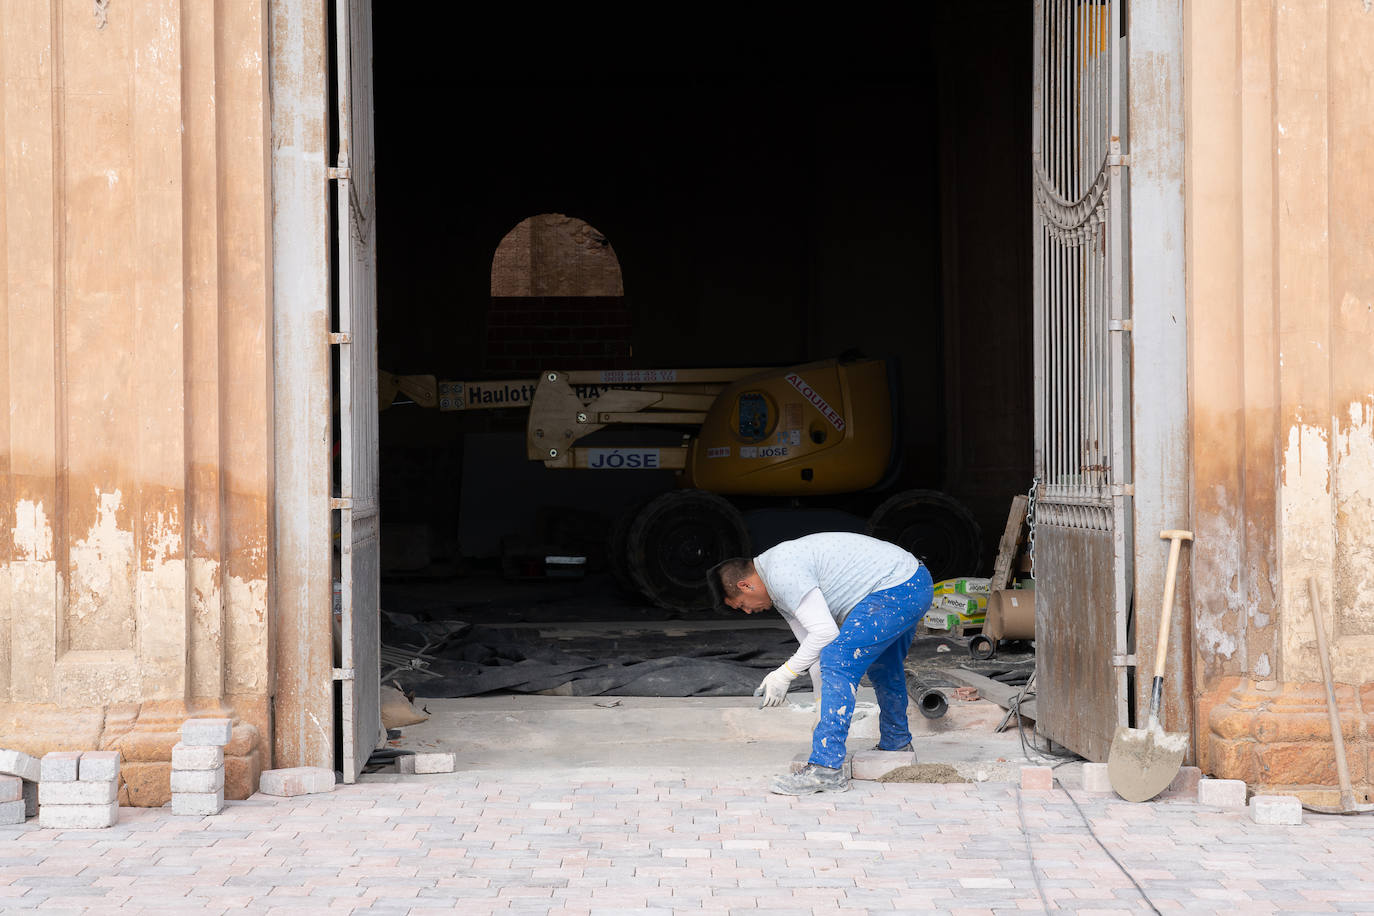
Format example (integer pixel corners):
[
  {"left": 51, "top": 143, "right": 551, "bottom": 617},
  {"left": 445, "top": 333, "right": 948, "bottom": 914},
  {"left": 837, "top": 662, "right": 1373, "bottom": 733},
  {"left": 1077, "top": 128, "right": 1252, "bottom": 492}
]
[{"left": 2, "top": 774, "right": 1373, "bottom": 914}]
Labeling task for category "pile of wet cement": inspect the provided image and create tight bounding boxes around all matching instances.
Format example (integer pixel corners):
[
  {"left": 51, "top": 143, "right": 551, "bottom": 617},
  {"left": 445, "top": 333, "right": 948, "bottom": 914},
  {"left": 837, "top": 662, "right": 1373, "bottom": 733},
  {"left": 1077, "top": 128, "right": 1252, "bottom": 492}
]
[{"left": 878, "top": 763, "right": 971, "bottom": 783}]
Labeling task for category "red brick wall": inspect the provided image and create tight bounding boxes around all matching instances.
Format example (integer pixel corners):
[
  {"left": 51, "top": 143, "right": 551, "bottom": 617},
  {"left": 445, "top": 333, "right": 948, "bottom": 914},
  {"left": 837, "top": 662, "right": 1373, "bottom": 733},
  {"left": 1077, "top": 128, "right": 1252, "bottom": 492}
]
[
  {"left": 488, "top": 214, "right": 629, "bottom": 371},
  {"left": 483, "top": 295, "right": 632, "bottom": 372}
]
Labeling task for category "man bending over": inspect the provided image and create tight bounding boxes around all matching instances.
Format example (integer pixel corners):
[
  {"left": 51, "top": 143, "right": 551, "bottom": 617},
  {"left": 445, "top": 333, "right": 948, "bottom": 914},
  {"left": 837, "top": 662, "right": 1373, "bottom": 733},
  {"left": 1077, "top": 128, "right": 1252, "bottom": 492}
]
[{"left": 709, "top": 532, "right": 934, "bottom": 794}]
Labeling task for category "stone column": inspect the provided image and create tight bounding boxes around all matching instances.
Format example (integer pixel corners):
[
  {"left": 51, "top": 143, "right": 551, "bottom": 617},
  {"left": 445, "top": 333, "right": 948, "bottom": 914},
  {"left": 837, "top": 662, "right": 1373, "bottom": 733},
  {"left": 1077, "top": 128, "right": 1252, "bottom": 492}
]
[
  {"left": 0, "top": 1, "right": 274, "bottom": 806},
  {"left": 1188, "top": 0, "right": 1374, "bottom": 804}
]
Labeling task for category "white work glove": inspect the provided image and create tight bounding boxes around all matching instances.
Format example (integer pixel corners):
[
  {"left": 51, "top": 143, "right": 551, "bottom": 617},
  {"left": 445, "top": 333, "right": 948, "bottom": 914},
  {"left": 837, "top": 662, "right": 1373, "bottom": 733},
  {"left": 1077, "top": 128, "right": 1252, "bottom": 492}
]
[{"left": 754, "top": 664, "right": 798, "bottom": 708}]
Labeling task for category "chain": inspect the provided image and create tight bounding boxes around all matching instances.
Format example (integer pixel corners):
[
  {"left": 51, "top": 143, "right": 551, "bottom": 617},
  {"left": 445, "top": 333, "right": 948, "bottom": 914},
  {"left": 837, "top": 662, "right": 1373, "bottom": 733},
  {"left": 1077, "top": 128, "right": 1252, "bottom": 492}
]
[
  {"left": 1026, "top": 477, "right": 1039, "bottom": 580},
  {"left": 93, "top": 0, "right": 111, "bottom": 29}
]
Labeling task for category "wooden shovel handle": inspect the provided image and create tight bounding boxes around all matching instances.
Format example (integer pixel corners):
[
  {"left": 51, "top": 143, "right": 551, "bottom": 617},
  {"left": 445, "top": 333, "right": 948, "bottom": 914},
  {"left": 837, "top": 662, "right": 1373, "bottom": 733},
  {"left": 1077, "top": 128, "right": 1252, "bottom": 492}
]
[{"left": 1154, "top": 530, "right": 1194, "bottom": 680}]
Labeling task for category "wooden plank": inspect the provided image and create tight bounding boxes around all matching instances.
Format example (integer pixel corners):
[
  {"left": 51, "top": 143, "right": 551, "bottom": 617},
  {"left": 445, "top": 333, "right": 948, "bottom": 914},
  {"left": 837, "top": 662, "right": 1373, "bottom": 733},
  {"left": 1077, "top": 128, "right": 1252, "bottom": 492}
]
[
  {"left": 937, "top": 667, "right": 1038, "bottom": 720},
  {"left": 990, "top": 494, "right": 1029, "bottom": 592}
]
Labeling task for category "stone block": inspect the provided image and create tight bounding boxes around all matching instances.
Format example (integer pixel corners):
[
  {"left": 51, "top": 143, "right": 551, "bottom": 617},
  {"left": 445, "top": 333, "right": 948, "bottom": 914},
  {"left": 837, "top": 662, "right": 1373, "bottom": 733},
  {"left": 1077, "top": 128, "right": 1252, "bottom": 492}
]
[
  {"left": 79, "top": 751, "right": 122, "bottom": 783},
  {"left": 0, "top": 748, "right": 41, "bottom": 784},
  {"left": 1250, "top": 794, "right": 1302, "bottom": 825},
  {"left": 0, "top": 774, "right": 21, "bottom": 803},
  {"left": 171, "top": 789, "right": 224, "bottom": 816},
  {"left": 38, "top": 801, "right": 119, "bottom": 829},
  {"left": 40, "top": 751, "right": 83, "bottom": 783},
  {"left": 851, "top": 750, "right": 916, "bottom": 781},
  {"left": 412, "top": 752, "right": 457, "bottom": 775},
  {"left": 170, "top": 767, "right": 225, "bottom": 794},
  {"left": 180, "top": 718, "right": 233, "bottom": 747},
  {"left": 1198, "top": 778, "right": 1248, "bottom": 808},
  {"left": 396, "top": 755, "right": 415, "bottom": 774},
  {"left": 1021, "top": 766, "right": 1053, "bottom": 791},
  {"left": 171, "top": 742, "right": 224, "bottom": 771},
  {"left": 39, "top": 780, "right": 117, "bottom": 806},
  {"left": 1158, "top": 766, "right": 1201, "bottom": 800},
  {"left": 258, "top": 766, "right": 334, "bottom": 797},
  {"left": 0, "top": 799, "right": 25, "bottom": 826},
  {"left": 1081, "top": 762, "right": 1112, "bottom": 793},
  {"left": 23, "top": 780, "right": 38, "bottom": 817}
]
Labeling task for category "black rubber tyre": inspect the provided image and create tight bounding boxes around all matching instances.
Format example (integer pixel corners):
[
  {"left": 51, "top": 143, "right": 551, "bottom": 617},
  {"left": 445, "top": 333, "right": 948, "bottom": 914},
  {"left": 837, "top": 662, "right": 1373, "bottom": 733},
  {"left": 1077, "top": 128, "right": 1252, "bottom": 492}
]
[
  {"left": 626, "top": 489, "right": 750, "bottom": 611},
  {"left": 969, "top": 634, "right": 997, "bottom": 661},
  {"left": 865, "top": 488, "right": 983, "bottom": 581},
  {"left": 607, "top": 497, "right": 652, "bottom": 600}
]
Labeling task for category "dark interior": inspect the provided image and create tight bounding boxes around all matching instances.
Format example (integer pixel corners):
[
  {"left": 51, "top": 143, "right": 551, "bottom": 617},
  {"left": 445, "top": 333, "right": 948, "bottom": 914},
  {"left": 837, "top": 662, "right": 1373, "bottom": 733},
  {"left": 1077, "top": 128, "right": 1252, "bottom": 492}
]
[{"left": 366, "top": 6, "right": 1033, "bottom": 637}]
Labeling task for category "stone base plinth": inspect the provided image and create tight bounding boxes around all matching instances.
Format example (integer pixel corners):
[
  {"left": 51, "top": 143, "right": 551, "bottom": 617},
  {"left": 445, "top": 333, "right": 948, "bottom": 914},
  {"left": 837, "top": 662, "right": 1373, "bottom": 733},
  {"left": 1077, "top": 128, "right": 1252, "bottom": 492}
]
[
  {"left": 1203, "top": 677, "right": 1373, "bottom": 805},
  {"left": 0, "top": 697, "right": 268, "bottom": 807}
]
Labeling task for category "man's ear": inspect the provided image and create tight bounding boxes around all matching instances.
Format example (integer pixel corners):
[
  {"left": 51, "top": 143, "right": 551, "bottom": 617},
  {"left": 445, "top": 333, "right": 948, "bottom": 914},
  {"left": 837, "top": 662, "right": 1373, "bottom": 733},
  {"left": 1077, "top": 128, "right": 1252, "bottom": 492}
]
[{"left": 735, "top": 578, "right": 750, "bottom": 592}]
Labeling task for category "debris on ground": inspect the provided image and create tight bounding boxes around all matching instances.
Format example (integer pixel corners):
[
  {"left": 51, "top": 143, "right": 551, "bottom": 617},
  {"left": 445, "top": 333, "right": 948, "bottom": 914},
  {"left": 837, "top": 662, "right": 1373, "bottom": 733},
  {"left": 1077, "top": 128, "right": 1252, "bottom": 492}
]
[{"left": 879, "top": 763, "right": 971, "bottom": 783}]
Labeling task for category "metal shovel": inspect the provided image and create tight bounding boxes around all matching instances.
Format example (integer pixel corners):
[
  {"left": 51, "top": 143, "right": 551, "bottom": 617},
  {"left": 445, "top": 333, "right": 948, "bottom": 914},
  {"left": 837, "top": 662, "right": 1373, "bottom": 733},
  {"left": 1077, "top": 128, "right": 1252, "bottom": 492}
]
[{"left": 1108, "top": 529, "right": 1193, "bottom": 802}]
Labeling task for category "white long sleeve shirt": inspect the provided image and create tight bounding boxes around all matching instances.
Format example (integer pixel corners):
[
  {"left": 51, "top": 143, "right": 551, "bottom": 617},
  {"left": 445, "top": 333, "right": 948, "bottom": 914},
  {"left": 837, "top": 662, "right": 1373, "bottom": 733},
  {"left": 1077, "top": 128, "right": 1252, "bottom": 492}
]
[{"left": 754, "top": 532, "right": 920, "bottom": 676}]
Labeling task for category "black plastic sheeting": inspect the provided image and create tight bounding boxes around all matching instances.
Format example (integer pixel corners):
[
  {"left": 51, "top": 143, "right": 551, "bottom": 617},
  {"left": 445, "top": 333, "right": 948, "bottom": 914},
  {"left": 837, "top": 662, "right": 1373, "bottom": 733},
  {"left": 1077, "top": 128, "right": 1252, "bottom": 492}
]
[{"left": 381, "top": 611, "right": 808, "bottom": 698}]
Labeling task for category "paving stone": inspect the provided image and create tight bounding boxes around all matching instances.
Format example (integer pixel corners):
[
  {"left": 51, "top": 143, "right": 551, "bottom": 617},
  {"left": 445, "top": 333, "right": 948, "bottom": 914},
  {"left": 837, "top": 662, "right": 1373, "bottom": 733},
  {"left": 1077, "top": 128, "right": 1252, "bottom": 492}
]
[
  {"left": 39, "top": 779, "right": 117, "bottom": 806},
  {"left": 0, "top": 774, "right": 22, "bottom": 803},
  {"left": 0, "top": 748, "right": 41, "bottom": 784},
  {"left": 78, "top": 750, "right": 122, "bottom": 783},
  {"left": 0, "top": 798, "right": 24, "bottom": 825},
  {"left": 1250, "top": 794, "right": 1302, "bottom": 825},
  {"left": 180, "top": 718, "right": 233, "bottom": 747},
  {"left": 169, "top": 766, "right": 225, "bottom": 794},
  {"left": 40, "top": 750, "right": 83, "bottom": 783},
  {"left": 1197, "top": 778, "right": 1248, "bottom": 808},
  {"left": 396, "top": 755, "right": 416, "bottom": 774},
  {"left": 1021, "top": 766, "right": 1053, "bottom": 791},
  {"left": 37, "top": 800, "right": 119, "bottom": 829},
  {"left": 1159, "top": 765, "right": 1202, "bottom": 800},
  {"left": 170, "top": 742, "right": 224, "bottom": 771},
  {"left": 1080, "top": 762, "right": 1112, "bottom": 793},
  {"left": 172, "top": 789, "right": 225, "bottom": 816},
  {"left": 412, "top": 752, "right": 457, "bottom": 775},
  {"left": 258, "top": 766, "right": 334, "bottom": 796},
  {"left": 851, "top": 750, "right": 916, "bottom": 781}
]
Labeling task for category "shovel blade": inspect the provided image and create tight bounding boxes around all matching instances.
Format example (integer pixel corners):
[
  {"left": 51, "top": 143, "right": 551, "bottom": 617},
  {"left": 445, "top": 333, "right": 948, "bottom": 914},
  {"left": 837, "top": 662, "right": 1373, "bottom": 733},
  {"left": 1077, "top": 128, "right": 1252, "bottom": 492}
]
[{"left": 1107, "top": 723, "right": 1188, "bottom": 802}]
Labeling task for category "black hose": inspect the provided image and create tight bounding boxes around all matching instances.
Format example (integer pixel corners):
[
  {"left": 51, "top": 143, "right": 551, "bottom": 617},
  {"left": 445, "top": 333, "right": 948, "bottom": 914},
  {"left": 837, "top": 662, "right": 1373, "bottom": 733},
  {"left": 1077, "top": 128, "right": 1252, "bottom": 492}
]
[{"left": 914, "top": 685, "right": 948, "bottom": 719}]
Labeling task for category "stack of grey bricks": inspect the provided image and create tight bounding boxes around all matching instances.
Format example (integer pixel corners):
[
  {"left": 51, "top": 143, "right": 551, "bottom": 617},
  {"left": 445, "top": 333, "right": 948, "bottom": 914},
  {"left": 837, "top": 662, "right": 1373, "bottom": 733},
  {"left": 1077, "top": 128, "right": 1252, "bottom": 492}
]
[
  {"left": 171, "top": 718, "right": 231, "bottom": 816},
  {"left": 38, "top": 750, "right": 122, "bottom": 828},
  {"left": 0, "top": 749, "right": 40, "bottom": 825}
]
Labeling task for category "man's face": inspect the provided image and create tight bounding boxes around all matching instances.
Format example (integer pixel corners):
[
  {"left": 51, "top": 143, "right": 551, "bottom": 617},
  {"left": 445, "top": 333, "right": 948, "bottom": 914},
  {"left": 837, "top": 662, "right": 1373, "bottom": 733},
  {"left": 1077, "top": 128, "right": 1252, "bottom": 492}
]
[{"left": 725, "top": 574, "right": 772, "bottom": 614}]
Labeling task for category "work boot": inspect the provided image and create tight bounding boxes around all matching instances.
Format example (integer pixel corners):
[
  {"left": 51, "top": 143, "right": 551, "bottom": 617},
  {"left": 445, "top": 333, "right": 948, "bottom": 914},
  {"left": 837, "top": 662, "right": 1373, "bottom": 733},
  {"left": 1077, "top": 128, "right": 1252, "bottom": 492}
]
[
  {"left": 869, "top": 742, "right": 914, "bottom": 753},
  {"left": 769, "top": 763, "right": 849, "bottom": 795}
]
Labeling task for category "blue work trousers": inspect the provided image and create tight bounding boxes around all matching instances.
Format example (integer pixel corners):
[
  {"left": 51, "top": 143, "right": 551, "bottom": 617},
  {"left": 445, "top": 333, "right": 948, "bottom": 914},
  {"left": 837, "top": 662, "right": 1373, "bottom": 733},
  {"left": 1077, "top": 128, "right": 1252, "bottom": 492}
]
[{"left": 809, "top": 567, "right": 934, "bottom": 769}]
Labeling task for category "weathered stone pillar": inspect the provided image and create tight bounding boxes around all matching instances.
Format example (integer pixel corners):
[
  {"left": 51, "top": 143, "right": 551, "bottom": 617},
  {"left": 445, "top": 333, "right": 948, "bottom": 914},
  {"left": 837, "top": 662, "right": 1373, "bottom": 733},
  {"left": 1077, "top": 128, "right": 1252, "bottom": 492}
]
[
  {"left": 0, "top": 1, "right": 274, "bottom": 805},
  {"left": 1187, "top": 0, "right": 1374, "bottom": 804}
]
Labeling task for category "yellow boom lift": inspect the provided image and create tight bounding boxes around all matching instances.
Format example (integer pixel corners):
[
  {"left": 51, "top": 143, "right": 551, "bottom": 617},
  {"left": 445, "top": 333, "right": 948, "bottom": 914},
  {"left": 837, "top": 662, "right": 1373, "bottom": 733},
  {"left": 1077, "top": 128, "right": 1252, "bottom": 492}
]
[{"left": 380, "top": 355, "right": 981, "bottom": 608}]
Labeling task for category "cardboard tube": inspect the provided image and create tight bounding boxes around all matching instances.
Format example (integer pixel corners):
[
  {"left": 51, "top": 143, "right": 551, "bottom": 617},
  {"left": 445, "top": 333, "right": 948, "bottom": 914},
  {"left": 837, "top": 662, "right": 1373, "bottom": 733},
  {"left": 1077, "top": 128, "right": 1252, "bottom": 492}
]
[{"left": 986, "top": 588, "right": 1035, "bottom": 641}]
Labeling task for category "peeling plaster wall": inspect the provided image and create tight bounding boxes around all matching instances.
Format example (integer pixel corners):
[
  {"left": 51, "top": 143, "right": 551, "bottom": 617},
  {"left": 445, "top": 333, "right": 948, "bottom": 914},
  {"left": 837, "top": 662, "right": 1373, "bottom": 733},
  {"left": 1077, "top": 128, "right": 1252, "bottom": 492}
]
[
  {"left": 0, "top": 1, "right": 275, "bottom": 789},
  {"left": 1187, "top": 0, "right": 1374, "bottom": 795}
]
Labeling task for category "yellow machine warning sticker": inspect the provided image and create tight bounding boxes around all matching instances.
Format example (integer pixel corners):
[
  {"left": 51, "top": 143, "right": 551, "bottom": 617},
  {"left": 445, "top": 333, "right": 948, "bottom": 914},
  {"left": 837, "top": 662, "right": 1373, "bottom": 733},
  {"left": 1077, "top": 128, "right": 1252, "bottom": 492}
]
[
  {"left": 785, "top": 373, "right": 846, "bottom": 431},
  {"left": 706, "top": 447, "right": 730, "bottom": 458}
]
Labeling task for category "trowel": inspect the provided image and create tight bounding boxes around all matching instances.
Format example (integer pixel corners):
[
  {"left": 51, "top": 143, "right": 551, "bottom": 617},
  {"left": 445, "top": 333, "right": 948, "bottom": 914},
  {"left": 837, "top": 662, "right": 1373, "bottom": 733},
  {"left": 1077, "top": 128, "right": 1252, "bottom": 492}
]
[{"left": 1108, "top": 529, "right": 1192, "bottom": 803}]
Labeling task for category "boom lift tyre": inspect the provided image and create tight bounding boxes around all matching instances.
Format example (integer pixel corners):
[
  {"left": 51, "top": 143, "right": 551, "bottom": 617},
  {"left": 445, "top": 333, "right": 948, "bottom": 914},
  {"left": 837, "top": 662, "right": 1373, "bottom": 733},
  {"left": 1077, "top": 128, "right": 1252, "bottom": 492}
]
[
  {"left": 865, "top": 488, "right": 982, "bottom": 582},
  {"left": 626, "top": 489, "right": 750, "bottom": 610}
]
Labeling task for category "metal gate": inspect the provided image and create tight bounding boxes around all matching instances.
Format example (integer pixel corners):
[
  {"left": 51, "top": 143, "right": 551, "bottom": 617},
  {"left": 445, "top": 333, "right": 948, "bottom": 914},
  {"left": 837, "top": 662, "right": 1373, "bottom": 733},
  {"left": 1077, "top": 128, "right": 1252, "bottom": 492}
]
[
  {"left": 332, "top": 0, "right": 381, "bottom": 783},
  {"left": 1031, "top": 0, "right": 1133, "bottom": 762}
]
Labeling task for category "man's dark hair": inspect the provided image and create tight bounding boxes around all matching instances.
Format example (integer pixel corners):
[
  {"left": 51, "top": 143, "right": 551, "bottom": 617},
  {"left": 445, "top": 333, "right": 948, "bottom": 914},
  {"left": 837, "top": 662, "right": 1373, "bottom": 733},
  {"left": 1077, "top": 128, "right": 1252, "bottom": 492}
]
[{"left": 706, "top": 557, "right": 754, "bottom": 609}]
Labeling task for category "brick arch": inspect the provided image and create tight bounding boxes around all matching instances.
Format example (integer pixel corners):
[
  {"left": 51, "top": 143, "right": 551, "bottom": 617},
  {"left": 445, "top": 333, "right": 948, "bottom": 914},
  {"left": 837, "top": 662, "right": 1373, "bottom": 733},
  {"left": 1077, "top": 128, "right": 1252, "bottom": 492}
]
[{"left": 486, "top": 214, "right": 631, "bottom": 371}]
